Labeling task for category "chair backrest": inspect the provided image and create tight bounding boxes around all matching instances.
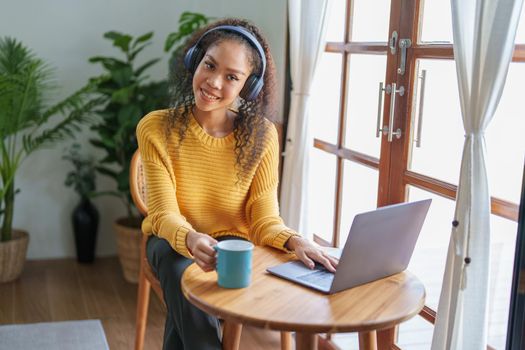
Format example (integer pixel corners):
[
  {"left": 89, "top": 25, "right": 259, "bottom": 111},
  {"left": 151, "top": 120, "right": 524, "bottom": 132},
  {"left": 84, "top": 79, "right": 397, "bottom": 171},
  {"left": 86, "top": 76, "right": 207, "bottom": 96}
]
[{"left": 130, "top": 150, "right": 148, "bottom": 217}]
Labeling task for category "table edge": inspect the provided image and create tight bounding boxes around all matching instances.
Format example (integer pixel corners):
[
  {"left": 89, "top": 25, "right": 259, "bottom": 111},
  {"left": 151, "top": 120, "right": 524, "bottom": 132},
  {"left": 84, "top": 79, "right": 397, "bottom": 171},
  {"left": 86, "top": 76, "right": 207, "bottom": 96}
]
[{"left": 182, "top": 280, "right": 427, "bottom": 333}]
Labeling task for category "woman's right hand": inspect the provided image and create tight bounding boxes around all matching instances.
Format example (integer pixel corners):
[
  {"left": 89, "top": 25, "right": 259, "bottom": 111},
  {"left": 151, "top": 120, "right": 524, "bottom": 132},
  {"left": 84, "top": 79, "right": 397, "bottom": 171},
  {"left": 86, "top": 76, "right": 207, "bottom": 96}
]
[{"left": 186, "top": 231, "right": 218, "bottom": 272}]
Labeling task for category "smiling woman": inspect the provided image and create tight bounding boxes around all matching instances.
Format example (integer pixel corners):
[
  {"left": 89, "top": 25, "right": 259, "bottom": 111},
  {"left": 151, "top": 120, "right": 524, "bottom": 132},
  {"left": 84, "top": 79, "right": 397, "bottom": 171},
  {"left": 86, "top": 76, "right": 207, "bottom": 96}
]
[
  {"left": 167, "top": 19, "right": 275, "bottom": 178},
  {"left": 135, "top": 18, "right": 338, "bottom": 350}
]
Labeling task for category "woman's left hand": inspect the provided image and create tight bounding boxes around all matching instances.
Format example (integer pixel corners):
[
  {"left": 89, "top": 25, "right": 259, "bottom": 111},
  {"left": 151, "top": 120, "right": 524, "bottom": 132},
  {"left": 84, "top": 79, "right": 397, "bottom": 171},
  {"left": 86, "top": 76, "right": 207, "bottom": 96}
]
[{"left": 285, "top": 236, "right": 338, "bottom": 273}]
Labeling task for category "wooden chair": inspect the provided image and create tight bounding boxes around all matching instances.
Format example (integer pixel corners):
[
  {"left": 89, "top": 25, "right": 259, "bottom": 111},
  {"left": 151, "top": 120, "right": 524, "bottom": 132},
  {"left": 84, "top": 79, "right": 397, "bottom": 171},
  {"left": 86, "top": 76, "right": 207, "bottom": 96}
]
[{"left": 130, "top": 150, "right": 293, "bottom": 350}]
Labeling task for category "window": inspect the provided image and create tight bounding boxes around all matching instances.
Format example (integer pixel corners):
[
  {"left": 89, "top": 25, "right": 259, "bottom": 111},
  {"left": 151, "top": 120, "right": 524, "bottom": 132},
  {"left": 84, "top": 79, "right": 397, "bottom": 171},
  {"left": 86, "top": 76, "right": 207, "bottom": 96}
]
[{"left": 306, "top": 1, "right": 525, "bottom": 348}]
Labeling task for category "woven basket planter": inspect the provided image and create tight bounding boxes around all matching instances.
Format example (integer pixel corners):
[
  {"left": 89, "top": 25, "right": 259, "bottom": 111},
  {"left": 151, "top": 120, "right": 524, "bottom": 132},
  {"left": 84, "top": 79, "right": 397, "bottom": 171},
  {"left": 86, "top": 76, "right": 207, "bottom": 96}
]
[
  {"left": 113, "top": 217, "right": 142, "bottom": 283},
  {"left": 0, "top": 229, "right": 29, "bottom": 283}
]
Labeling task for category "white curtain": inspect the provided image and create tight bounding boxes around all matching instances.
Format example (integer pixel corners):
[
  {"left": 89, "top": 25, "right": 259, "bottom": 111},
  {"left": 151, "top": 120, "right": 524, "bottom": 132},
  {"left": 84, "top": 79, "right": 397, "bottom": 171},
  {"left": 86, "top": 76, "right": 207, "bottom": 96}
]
[
  {"left": 280, "top": 0, "right": 331, "bottom": 234},
  {"left": 432, "top": 1, "right": 523, "bottom": 349}
]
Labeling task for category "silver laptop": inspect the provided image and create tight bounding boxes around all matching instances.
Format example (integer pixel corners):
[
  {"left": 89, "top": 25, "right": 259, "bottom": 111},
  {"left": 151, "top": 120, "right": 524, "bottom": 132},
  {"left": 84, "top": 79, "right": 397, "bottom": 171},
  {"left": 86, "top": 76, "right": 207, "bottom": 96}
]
[{"left": 267, "top": 199, "right": 431, "bottom": 294}]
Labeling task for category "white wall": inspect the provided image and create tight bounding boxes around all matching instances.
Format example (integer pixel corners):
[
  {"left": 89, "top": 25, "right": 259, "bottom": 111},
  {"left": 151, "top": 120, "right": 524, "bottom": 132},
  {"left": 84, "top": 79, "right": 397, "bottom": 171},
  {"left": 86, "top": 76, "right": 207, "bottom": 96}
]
[{"left": 0, "top": 0, "right": 287, "bottom": 259}]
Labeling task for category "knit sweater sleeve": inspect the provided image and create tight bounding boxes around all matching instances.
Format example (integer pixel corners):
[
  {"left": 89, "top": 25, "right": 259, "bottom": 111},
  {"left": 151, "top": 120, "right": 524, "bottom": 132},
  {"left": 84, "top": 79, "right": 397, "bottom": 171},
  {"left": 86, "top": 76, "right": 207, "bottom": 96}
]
[
  {"left": 245, "top": 124, "right": 301, "bottom": 252},
  {"left": 136, "top": 112, "right": 195, "bottom": 258}
]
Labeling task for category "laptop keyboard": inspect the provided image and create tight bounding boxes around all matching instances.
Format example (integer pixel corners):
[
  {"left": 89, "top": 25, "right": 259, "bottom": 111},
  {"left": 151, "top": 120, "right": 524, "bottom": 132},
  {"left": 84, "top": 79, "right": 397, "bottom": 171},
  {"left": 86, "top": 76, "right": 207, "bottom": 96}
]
[{"left": 297, "top": 269, "right": 334, "bottom": 290}]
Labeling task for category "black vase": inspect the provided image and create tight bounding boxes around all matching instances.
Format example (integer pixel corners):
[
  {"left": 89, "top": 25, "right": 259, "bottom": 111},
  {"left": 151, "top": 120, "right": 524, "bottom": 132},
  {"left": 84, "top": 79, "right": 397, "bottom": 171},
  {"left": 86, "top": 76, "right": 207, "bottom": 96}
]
[{"left": 72, "top": 197, "right": 99, "bottom": 263}]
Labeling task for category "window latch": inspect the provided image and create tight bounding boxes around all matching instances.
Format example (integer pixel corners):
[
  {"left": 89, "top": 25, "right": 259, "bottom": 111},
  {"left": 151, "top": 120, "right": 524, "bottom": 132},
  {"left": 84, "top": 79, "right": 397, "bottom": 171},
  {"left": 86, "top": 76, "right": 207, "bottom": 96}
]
[{"left": 397, "top": 38, "right": 412, "bottom": 75}]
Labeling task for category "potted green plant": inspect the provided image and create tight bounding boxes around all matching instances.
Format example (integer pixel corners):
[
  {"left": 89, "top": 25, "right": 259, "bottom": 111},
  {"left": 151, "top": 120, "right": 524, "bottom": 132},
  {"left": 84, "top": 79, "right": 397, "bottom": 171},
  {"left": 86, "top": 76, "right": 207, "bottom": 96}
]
[
  {"left": 87, "top": 30, "right": 169, "bottom": 282},
  {"left": 0, "top": 37, "right": 98, "bottom": 282},
  {"left": 63, "top": 143, "right": 98, "bottom": 263}
]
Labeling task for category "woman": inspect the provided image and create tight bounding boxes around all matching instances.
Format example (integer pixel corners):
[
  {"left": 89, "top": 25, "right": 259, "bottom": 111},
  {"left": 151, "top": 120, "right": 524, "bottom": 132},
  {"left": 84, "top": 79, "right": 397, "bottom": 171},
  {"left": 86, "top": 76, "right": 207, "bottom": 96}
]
[{"left": 137, "top": 17, "right": 338, "bottom": 349}]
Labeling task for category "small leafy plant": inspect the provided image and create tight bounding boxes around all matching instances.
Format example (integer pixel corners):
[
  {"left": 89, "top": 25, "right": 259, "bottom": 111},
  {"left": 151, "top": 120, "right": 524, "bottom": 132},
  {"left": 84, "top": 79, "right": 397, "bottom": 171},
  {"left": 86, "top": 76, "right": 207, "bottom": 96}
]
[
  {"left": 165, "top": 12, "right": 213, "bottom": 76},
  {"left": 63, "top": 143, "right": 96, "bottom": 198},
  {"left": 88, "top": 31, "right": 169, "bottom": 220}
]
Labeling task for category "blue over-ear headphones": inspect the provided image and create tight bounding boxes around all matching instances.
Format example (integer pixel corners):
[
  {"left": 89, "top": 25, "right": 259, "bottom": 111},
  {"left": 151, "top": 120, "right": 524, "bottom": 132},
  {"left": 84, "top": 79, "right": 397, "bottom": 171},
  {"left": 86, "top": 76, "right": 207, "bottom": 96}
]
[{"left": 184, "top": 25, "right": 267, "bottom": 101}]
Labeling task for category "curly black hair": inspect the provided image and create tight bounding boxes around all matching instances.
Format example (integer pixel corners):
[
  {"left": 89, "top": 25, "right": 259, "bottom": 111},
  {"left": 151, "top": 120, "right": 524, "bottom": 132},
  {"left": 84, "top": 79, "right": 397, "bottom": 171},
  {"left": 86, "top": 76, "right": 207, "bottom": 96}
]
[{"left": 166, "top": 18, "right": 278, "bottom": 181}]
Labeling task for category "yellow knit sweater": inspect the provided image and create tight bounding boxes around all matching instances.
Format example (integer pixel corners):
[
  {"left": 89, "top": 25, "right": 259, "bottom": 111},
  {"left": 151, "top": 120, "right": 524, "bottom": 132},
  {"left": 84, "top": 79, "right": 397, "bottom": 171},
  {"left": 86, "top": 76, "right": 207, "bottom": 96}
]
[{"left": 136, "top": 109, "right": 299, "bottom": 258}]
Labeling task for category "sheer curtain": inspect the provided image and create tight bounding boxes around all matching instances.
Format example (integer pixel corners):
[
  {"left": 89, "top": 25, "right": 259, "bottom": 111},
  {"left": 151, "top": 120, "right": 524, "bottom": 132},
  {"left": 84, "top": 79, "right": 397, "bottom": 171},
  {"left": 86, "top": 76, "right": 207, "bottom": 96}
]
[
  {"left": 432, "top": 1, "right": 523, "bottom": 348},
  {"left": 280, "top": 0, "right": 331, "bottom": 235}
]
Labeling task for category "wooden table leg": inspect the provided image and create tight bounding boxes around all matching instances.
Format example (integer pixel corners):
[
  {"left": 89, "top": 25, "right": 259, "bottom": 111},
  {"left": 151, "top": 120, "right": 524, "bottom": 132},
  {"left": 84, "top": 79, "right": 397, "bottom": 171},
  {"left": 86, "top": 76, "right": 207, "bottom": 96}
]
[
  {"left": 358, "top": 331, "right": 377, "bottom": 350},
  {"left": 377, "top": 327, "right": 397, "bottom": 350},
  {"left": 295, "top": 332, "right": 318, "bottom": 350},
  {"left": 281, "top": 331, "right": 293, "bottom": 350},
  {"left": 222, "top": 321, "right": 242, "bottom": 350}
]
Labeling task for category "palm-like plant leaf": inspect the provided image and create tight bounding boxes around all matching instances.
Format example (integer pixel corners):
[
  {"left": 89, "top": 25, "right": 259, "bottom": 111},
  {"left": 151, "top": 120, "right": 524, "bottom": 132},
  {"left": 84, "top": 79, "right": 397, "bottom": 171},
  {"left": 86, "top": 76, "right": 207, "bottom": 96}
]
[
  {"left": 37, "top": 81, "right": 95, "bottom": 127},
  {"left": 0, "top": 37, "right": 55, "bottom": 137},
  {"left": 22, "top": 96, "right": 103, "bottom": 155},
  {"left": 0, "top": 37, "right": 96, "bottom": 241}
]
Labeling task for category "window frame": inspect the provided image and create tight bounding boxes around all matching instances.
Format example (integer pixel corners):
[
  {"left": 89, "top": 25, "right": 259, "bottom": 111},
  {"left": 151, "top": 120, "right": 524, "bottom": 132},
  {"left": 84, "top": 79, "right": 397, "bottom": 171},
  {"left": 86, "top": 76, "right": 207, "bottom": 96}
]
[{"left": 309, "top": 0, "right": 524, "bottom": 348}]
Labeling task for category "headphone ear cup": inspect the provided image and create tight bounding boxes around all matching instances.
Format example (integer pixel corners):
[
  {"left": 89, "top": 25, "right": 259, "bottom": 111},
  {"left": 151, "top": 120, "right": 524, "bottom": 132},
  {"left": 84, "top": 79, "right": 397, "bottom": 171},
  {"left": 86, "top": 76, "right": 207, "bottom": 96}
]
[
  {"left": 240, "top": 75, "right": 264, "bottom": 101},
  {"left": 183, "top": 46, "right": 196, "bottom": 71},
  {"left": 184, "top": 46, "right": 204, "bottom": 73}
]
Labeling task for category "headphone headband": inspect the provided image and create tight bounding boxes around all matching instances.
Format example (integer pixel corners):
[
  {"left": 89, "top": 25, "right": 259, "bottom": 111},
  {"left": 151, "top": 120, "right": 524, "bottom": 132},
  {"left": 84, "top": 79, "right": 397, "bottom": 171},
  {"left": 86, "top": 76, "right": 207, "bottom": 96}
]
[{"left": 193, "top": 25, "right": 266, "bottom": 76}]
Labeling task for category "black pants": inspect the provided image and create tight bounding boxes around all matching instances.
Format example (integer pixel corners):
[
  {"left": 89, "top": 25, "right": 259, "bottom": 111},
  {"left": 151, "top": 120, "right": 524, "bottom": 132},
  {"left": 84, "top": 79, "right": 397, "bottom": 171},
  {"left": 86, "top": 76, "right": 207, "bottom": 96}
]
[{"left": 147, "top": 235, "right": 242, "bottom": 350}]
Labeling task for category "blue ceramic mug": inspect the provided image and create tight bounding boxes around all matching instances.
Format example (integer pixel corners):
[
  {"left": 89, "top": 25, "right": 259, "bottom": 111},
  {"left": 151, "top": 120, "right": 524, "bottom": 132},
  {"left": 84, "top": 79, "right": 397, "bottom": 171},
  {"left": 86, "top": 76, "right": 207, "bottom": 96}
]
[{"left": 214, "top": 240, "right": 254, "bottom": 289}]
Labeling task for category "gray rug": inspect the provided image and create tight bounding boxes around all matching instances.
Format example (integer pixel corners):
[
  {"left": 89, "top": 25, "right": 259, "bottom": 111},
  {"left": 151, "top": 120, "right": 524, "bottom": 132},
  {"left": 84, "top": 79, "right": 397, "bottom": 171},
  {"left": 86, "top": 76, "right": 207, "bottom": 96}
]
[{"left": 0, "top": 319, "right": 109, "bottom": 350}]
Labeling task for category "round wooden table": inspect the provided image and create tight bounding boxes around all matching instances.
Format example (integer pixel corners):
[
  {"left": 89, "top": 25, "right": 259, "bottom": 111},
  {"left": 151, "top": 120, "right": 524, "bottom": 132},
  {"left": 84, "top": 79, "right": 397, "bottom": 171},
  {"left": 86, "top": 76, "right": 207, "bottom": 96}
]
[{"left": 182, "top": 246, "right": 425, "bottom": 350}]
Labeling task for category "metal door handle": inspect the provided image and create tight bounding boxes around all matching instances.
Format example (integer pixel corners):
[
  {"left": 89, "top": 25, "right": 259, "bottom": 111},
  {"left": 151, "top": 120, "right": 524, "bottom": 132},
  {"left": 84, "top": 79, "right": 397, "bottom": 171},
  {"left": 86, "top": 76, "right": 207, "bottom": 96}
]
[
  {"left": 387, "top": 83, "right": 403, "bottom": 142},
  {"left": 414, "top": 70, "right": 427, "bottom": 147},
  {"left": 376, "top": 82, "right": 387, "bottom": 137},
  {"left": 376, "top": 82, "right": 403, "bottom": 142}
]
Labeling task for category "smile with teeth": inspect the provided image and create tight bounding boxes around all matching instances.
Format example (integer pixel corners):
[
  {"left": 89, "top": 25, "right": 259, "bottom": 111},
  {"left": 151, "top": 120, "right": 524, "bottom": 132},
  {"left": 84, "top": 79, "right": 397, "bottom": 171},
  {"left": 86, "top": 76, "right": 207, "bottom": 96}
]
[{"left": 201, "top": 89, "right": 220, "bottom": 102}]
